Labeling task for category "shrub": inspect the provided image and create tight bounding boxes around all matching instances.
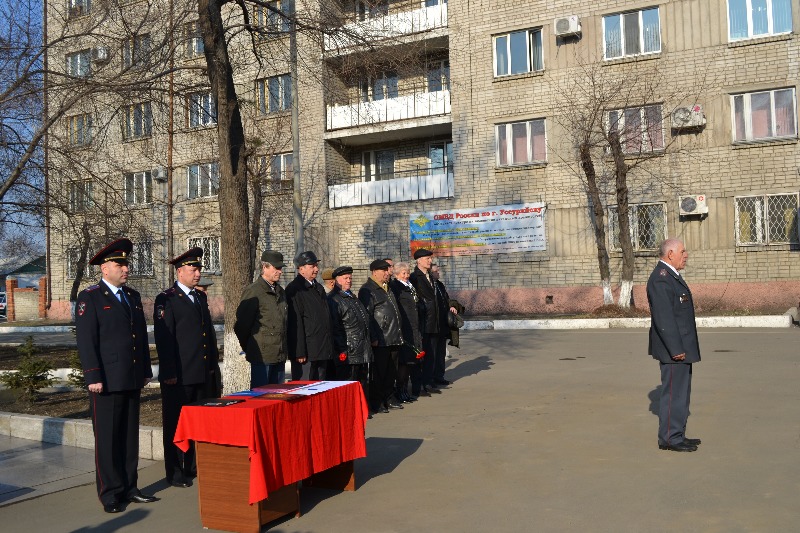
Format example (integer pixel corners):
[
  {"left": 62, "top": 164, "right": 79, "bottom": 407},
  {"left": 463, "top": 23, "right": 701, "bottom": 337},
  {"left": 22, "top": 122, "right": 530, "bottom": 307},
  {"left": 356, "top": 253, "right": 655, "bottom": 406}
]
[{"left": 0, "top": 336, "right": 55, "bottom": 402}]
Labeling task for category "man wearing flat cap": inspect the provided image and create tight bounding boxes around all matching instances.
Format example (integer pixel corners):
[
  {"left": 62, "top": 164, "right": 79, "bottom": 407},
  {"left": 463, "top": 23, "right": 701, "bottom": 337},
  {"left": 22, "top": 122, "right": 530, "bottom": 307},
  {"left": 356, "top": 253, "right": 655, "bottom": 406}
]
[
  {"left": 285, "top": 251, "right": 334, "bottom": 380},
  {"left": 359, "top": 259, "right": 404, "bottom": 413},
  {"left": 154, "top": 247, "right": 220, "bottom": 488},
  {"left": 75, "top": 238, "right": 157, "bottom": 513},
  {"left": 234, "top": 250, "right": 289, "bottom": 387},
  {"left": 328, "top": 266, "right": 372, "bottom": 400}
]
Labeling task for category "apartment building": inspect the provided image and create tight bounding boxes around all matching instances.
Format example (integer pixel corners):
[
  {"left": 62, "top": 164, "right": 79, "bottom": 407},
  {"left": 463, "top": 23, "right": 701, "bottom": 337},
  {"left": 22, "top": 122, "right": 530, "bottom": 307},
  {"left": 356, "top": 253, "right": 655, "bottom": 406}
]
[{"left": 46, "top": 0, "right": 800, "bottom": 319}]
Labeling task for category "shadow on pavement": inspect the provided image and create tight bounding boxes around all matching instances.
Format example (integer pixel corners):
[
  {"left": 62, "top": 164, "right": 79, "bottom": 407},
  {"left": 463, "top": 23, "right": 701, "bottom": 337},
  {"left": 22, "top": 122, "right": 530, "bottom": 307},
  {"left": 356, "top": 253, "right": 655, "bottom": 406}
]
[
  {"left": 71, "top": 507, "right": 150, "bottom": 532},
  {"left": 648, "top": 385, "right": 660, "bottom": 416},
  {"left": 445, "top": 355, "right": 493, "bottom": 382}
]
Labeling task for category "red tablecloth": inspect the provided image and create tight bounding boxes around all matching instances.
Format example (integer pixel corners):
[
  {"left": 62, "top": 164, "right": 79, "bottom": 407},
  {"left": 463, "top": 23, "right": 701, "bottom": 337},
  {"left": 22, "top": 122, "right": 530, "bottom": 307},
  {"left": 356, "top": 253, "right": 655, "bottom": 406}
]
[{"left": 174, "top": 381, "right": 368, "bottom": 504}]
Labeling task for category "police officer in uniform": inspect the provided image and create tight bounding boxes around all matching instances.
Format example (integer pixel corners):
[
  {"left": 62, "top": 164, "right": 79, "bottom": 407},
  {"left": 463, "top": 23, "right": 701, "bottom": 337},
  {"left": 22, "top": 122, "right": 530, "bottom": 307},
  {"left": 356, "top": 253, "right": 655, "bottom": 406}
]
[
  {"left": 75, "top": 238, "right": 158, "bottom": 513},
  {"left": 154, "top": 247, "right": 220, "bottom": 487}
]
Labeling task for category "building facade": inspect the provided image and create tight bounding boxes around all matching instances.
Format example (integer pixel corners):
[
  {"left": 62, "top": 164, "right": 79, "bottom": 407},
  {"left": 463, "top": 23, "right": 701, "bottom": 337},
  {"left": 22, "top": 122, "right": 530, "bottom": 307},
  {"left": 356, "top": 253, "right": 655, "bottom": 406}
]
[{"left": 46, "top": 0, "right": 800, "bottom": 319}]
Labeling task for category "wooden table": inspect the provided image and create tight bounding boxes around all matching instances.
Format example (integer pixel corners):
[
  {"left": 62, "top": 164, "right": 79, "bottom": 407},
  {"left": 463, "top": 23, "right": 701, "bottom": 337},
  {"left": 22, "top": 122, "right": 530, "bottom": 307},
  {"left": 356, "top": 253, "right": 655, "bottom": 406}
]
[{"left": 174, "top": 381, "right": 368, "bottom": 533}]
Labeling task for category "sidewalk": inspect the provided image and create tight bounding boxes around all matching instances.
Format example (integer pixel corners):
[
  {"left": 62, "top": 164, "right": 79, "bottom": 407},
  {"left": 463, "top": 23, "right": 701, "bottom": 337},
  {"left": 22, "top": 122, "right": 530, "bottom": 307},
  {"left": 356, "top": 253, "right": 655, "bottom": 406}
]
[{"left": 1, "top": 328, "right": 799, "bottom": 532}]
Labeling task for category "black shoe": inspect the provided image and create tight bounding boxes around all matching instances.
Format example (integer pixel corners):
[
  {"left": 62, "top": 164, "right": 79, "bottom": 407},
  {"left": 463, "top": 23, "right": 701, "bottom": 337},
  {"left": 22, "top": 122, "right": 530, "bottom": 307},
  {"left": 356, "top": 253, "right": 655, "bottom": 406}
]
[
  {"left": 381, "top": 406, "right": 389, "bottom": 413},
  {"left": 683, "top": 437, "right": 701, "bottom": 446},
  {"left": 387, "top": 401, "right": 404, "bottom": 410},
  {"left": 434, "top": 379, "right": 451, "bottom": 386},
  {"left": 169, "top": 480, "right": 192, "bottom": 488},
  {"left": 423, "top": 386, "right": 442, "bottom": 394},
  {"left": 416, "top": 389, "right": 430, "bottom": 397},
  {"left": 128, "top": 492, "right": 160, "bottom": 503},
  {"left": 103, "top": 502, "right": 122, "bottom": 514},
  {"left": 659, "top": 442, "right": 697, "bottom": 452}
]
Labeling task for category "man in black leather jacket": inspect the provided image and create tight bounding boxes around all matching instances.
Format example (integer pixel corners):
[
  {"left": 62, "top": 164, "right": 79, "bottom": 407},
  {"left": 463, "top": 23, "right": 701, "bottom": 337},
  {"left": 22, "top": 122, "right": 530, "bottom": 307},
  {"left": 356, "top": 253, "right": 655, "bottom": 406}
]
[
  {"left": 358, "top": 259, "right": 404, "bottom": 413},
  {"left": 328, "top": 266, "right": 372, "bottom": 400}
]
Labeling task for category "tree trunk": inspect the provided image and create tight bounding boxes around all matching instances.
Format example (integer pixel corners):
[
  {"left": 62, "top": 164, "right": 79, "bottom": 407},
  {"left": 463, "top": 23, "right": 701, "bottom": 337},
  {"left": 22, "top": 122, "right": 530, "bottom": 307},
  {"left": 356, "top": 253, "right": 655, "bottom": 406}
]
[
  {"left": 68, "top": 222, "right": 93, "bottom": 319},
  {"left": 608, "top": 130, "right": 634, "bottom": 308},
  {"left": 248, "top": 176, "right": 263, "bottom": 280},
  {"left": 579, "top": 141, "right": 613, "bottom": 305},
  {"left": 198, "top": 0, "right": 252, "bottom": 394}
]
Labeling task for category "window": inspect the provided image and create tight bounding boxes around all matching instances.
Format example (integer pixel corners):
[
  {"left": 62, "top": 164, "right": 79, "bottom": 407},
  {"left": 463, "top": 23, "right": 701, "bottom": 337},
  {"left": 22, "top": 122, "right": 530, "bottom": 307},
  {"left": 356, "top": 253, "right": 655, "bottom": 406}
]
[
  {"left": 494, "top": 28, "right": 543, "bottom": 77},
  {"left": 427, "top": 60, "right": 450, "bottom": 92},
  {"left": 67, "top": 114, "right": 92, "bottom": 146},
  {"left": 254, "top": 1, "right": 293, "bottom": 33},
  {"left": 123, "top": 34, "right": 150, "bottom": 69},
  {"left": 66, "top": 50, "right": 91, "bottom": 77},
  {"left": 603, "top": 7, "right": 661, "bottom": 60},
  {"left": 429, "top": 141, "right": 453, "bottom": 174},
  {"left": 184, "top": 22, "right": 204, "bottom": 58},
  {"left": 188, "top": 237, "right": 221, "bottom": 271},
  {"left": 271, "top": 153, "right": 293, "bottom": 187},
  {"left": 359, "top": 71, "right": 399, "bottom": 102},
  {"left": 607, "top": 105, "right": 664, "bottom": 153},
  {"left": 128, "top": 241, "right": 154, "bottom": 277},
  {"left": 362, "top": 150, "right": 395, "bottom": 181},
  {"left": 67, "top": 248, "right": 93, "bottom": 279},
  {"left": 68, "top": 180, "right": 93, "bottom": 212},
  {"left": 496, "top": 119, "right": 546, "bottom": 166},
  {"left": 123, "top": 102, "right": 152, "bottom": 140},
  {"left": 125, "top": 171, "right": 153, "bottom": 205},
  {"left": 257, "top": 74, "right": 291, "bottom": 114},
  {"left": 188, "top": 92, "right": 217, "bottom": 127},
  {"left": 608, "top": 203, "right": 666, "bottom": 251},
  {"left": 188, "top": 162, "right": 219, "bottom": 199},
  {"left": 68, "top": 0, "right": 90, "bottom": 18},
  {"left": 728, "top": 0, "right": 793, "bottom": 40},
  {"left": 732, "top": 88, "right": 797, "bottom": 142},
  {"left": 735, "top": 194, "right": 799, "bottom": 245},
  {"left": 356, "top": 0, "right": 388, "bottom": 21}
]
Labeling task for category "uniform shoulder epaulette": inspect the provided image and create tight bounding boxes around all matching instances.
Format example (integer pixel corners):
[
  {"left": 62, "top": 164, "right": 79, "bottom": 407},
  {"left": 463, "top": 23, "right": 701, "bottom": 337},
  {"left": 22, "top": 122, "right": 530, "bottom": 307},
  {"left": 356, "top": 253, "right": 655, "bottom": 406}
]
[
  {"left": 161, "top": 287, "right": 177, "bottom": 296},
  {"left": 84, "top": 284, "right": 100, "bottom": 292}
]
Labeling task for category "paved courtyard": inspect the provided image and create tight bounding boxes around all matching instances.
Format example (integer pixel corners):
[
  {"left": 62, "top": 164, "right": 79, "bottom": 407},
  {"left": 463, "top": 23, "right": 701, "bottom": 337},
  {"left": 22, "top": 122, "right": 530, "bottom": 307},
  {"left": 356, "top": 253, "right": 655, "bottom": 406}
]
[{"left": 1, "top": 328, "right": 798, "bottom": 532}]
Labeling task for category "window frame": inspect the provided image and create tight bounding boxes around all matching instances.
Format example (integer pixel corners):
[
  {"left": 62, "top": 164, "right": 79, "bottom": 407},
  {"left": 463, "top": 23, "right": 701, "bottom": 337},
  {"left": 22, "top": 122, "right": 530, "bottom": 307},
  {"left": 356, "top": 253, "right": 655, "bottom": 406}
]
[
  {"left": 188, "top": 236, "right": 221, "bottom": 272},
  {"left": 730, "top": 88, "right": 798, "bottom": 142},
  {"left": 606, "top": 105, "right": 665, "bottom": 154},
  {"left": 187, "top": 162, "right": 220, "bottom": 199},
  {"left": 122, "top": 102, "right": 153, "bottom": 140},
  {"left": 493, "top": 28, "right": 544, "bottom": 78},
  {"left": 184, "top": 22, "right": 204, "bottom": 58},
  {"left": 734, "top": 193, "right": 800, "bottom": 246},
  {"left": 67, "top": 113, "right": 92, "bottom": 146},
  {"left": 122, "top": 33, "right": 151, "bottom": 70},
  {"left": 188, "top": 91, "right": 217, "bottom": 128},
  {"left": 607, "top": 202, "right": 667, "bottom": 252},
  {"left": 68, "top": 180, "right": 93, "bottom": 212},
  {"left": 257, "top": 74, "right": 292, "bottom": 114},
  {"left": 66, "top": 49, "right": 91, "bottom": 78},
  {"left": 128, "top": 241, "right": 154, "bottom": 277},
  {"left": 427, "top": 59, "right": 450, "bottom": 92},
  {"left": 68, "top": 0, "right": 91, "bottom": 18},
  {"left": 254, "top": 0, "right": 293, "bottom": 33},
  {"left": 727, "top": 0, "right": 794, "bottom": 42},
  {"left": 124, "top": 171, "right": 153, "bottom": 205},
  {"left": 66, "top": 247, "right": 94, "bottom": 279},
  {"left": 361, "top": 149, "right": 396, "bottom": 182},
  {"left": 602, "top": 7, "right": 662, "bottom": 60},
  {"left": 495, "top": 118, "right": 547, "bottom": 167}
]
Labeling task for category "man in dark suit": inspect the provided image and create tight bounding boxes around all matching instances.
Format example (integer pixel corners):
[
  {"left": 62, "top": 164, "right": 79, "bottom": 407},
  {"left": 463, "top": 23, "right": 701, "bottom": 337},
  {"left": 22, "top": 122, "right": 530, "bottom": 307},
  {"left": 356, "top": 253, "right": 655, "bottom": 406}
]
[
  {"left": 154, "top": 247, "right": 220, "bottom": 488},
  {"left": 646, "top": 238, "right": 702, "bottom": 452},
  {"left": 75, "top": 238, "right": 158, "bottom": 513},
  {"left": 285, "top": 251, "right": 334, "bottom": 380}
]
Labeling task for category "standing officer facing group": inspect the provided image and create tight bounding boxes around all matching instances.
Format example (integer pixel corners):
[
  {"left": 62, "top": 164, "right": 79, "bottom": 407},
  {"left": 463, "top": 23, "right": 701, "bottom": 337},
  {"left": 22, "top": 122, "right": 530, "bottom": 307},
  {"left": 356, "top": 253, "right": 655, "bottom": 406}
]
[
  {"left": 75, "top": 238, "right": 158, "bottom": 513},
  {"left": 154, "top": 247, "right": 220, "bottom": 488},
  {"left": 646, "top": 238, "right": 702, "bottom": 452}
]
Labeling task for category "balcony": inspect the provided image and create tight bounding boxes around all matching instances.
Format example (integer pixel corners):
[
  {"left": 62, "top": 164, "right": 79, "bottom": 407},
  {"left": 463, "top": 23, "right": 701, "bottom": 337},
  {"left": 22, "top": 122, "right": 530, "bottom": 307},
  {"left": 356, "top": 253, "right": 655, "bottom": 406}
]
[
  {"left": 328, "top": 167, "right": 454, "bottom": 209},
  {"left": 324, "top": 3, "right": 448, "bottom": 52}
]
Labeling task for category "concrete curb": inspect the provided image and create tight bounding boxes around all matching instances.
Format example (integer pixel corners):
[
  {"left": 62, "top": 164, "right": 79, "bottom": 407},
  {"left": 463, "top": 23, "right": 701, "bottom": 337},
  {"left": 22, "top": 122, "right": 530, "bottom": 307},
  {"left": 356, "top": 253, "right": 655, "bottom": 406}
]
[
  {"left": 0, "top": 324, "right": 226, "bottom": 334},
  {"left": 0, "top": 411, "right": 163, "bottom": 460}
]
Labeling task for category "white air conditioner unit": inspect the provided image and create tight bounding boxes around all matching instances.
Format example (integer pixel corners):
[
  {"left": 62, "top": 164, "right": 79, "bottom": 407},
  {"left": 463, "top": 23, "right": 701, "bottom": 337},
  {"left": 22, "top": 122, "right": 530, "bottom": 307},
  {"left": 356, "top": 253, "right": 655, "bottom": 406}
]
[
  {"left": 671, "top": 104, "right": 706, "bottom": 130},
  {"left": 554, "top": 15, "right": 581, "bottom": 37},
  {"left": 91, "top": 46, "right": 110, "bottom": 63},
  {"left": 679, "top": 194, "right": 708, "bottom": 216},
  {"left": 152, "top": 166, "right": 167, "bottom": 182}
]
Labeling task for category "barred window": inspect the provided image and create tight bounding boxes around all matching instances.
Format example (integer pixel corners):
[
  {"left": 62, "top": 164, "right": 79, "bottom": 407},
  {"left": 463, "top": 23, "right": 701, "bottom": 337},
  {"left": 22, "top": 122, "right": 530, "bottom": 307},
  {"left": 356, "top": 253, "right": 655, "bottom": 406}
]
[
  {"left": 69, "top": 180, "right": 93, "bottom": 212},
  {"left": 122, "top": 34, "right": 150, "bottom": 69},
  {"left": 257, "top": 75, "right": 291, "bottom": 114},
  {"left": 128, "top": 241, "right": 154, "bottom": 277},
  {"left": 188, "top": 162, "right": 219, "bottom": 198},
  {"left": 67, "top": 114, "right": 92, "bottom": 146},
  {"left": 607, "top": 105, "right": 664, "bottom": 153},
  {"left": 188, "top": 237, "right": 221, "bottom": 272},
  {"left": 608, "top": 203, "right": 666, "bottom": 251},
  {"left": 125, "top": 171, "right": 152, "bottom": 205},
  {"left": 735, "top": 193, "right": 799, "bottom": 245},
  {"left": 122, "top": 102, "right": 152, "bottom": 140},
  {"left": 188, "top": 92, "right": 217, "bottom": 127}
]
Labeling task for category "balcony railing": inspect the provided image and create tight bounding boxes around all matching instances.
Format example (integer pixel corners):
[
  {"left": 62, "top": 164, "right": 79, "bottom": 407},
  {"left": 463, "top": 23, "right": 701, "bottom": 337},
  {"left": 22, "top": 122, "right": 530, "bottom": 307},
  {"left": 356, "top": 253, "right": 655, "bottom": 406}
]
[
  {"left": 324, "top": 3, "right": 448, "bottom": 51},
  {"left": 328, "top": 166, "right": 454, "bottom": 208},
  {"left": 327, "top": 89, "right": 450, "bottom": 131}
]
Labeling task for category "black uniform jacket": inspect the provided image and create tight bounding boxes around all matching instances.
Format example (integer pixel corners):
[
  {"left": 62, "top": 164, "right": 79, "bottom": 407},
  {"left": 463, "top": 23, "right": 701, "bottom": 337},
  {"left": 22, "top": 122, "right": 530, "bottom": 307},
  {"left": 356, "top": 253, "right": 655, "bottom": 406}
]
[
  {"left": 285, "top": 275, "right": 334, "bottom": 362},
  {"left": 410, "top": 267, "right": 440, "bottom": 334},
  {"left": 328, "top": 287, "right": 373, "bottom": 366},
  {"left": 154, "top": 283, "right": 219, "bottom": 385},
  {"left": 389, "top": 278, "right": 423, "bottom": 351},
  {"left": 75, "top": 282, "right": 152, "bottom": 391},
  {"left": 358, "top": 277, "right": 403, "bottom": 347},
  {"left": 646, "top": 261, "right": 701, "bottom": 364}
]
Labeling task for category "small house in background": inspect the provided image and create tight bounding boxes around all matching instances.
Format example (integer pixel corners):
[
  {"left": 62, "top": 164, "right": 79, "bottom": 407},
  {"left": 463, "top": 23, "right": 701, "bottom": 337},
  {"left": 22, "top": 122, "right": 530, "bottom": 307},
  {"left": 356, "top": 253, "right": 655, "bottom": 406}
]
[{"left": 0, "top": 255, "right": 47, "bottom": 289}]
